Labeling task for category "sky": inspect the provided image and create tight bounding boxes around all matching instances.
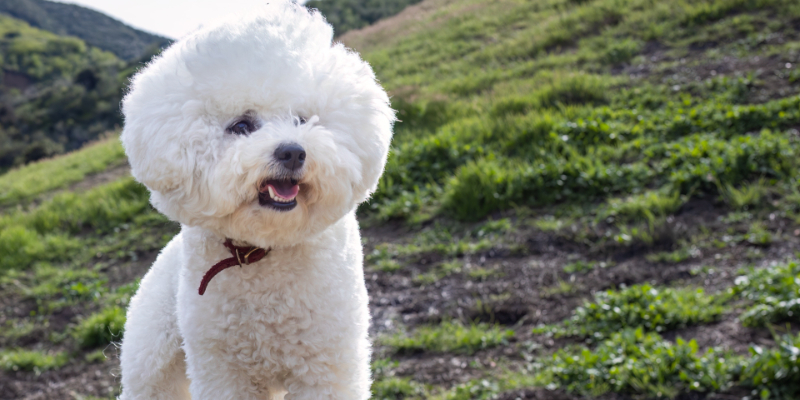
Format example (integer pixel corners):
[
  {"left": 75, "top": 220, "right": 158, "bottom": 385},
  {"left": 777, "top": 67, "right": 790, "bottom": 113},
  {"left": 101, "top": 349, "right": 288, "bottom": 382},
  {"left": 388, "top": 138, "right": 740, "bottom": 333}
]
[{"left": 51, "top": 0, "right": 298, "bottom": 40}]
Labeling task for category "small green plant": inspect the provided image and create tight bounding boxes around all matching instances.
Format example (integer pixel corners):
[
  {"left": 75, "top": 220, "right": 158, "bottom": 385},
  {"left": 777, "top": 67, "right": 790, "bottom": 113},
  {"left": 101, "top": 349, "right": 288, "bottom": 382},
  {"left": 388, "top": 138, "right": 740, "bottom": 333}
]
[
  {"left": 745, "top": 222, "right": 773, "bottom": 246},
  {"left": 414, "top": 259, "right": 463, "bottom": 285},
  {"left": 541, "top": 328, "right": 739, "bottom": 397},
  {"left": 734, "top": 261, "right": 800, "bottom": 327},
  {"left": 539, "top": 284, "right": 724, "bottom": 338},
  {"left": 542, "top": 280, "right": 577, "bottom": 297},
  {"left": 0, "top": 349, "right": 68, "bottom": 372},
  {"left": 719, "top": 179, "right": 770, "bottom": 210},
  {"left": 73, "top": 306, "right": 126, "bottom": 348},
  {"left": 739, "top": 332, "right": 800, "bottom": 399},
  {"left": 600, "top": 190, "right": 684, "bottom": 225},
  {"left": 467, "top": 266, "right": 500, "bottom": 281},
  {"left": 372, "top": 377, "right": 425, "bottom": 400},
  {"left": 646, "top": 246, "right": 699, "bottom": 264},
  {"left": 562, "top": 260, "right": 596, "bottom": 273},
  {"left": 384, "top": 321, "right": 513, "bottom": 355}
]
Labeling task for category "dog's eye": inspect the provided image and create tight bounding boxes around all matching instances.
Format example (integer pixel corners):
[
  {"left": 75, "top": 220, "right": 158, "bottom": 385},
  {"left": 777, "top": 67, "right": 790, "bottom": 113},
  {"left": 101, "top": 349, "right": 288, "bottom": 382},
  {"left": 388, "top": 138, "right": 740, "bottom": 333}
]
[
  {"left": 228, "top": 120, "right": 255, "bottom": 135},
  {"left": 295, "top": 116, "right": 307, "bottom": 126}
]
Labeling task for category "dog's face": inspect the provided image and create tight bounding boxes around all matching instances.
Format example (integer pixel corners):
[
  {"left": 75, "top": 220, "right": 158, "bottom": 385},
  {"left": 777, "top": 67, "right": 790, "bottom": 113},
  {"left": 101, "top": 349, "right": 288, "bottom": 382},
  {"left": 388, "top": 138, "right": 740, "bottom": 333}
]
[{"left": 121, "top": 4, "right": 393, "bottom": 248}]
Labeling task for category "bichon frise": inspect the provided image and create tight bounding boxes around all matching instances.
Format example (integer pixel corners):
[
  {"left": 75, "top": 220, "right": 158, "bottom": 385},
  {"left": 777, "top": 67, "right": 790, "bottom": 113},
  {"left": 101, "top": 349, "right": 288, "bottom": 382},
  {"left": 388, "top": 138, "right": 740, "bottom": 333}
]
[{"left": 117, "top": 3, "right": 394, "bottom": 399}]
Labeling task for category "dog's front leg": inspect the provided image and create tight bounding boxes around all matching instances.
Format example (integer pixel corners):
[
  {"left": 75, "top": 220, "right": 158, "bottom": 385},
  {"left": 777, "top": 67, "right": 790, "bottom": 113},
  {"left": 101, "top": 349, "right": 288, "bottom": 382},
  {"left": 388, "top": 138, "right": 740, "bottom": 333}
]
[{"left": 183, "top": 350, "right": 266, "bottom": 400}]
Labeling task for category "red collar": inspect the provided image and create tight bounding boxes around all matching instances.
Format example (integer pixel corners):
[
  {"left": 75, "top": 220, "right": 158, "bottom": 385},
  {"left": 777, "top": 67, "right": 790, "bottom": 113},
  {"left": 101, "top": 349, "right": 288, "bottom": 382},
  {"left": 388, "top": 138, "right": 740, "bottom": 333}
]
[{"left": 198, "top": 239, "right": 271, "bottom": 295}]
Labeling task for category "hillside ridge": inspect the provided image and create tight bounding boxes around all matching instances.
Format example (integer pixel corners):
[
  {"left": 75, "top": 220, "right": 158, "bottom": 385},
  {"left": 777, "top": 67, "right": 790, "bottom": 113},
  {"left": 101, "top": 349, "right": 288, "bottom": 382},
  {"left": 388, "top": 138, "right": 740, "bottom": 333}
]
[{"left": 0, "top": 0, "right": 170, "bottom": 61}]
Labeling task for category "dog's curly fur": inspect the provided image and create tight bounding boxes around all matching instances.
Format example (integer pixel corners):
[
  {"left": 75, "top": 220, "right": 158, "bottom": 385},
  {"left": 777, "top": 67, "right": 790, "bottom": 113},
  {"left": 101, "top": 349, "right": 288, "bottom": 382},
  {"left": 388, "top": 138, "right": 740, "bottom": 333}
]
[{"left": 118, "top": 3, "right": 394, "bottom": 399}]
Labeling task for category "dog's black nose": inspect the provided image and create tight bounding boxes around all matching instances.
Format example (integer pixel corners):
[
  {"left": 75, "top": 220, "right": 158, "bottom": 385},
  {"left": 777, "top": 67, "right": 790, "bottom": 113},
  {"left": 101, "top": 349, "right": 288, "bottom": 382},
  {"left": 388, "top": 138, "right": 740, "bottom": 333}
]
[{"left": 274, "top": 143, "right": 306, "bottom": 171}]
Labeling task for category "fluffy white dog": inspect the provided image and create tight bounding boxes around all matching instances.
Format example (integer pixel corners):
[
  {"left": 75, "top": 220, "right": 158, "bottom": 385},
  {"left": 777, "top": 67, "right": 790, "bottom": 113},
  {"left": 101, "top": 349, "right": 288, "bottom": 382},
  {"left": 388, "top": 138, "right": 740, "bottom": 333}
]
[{"left": 117, "top": 3, "right": 394, "bottom": 399}]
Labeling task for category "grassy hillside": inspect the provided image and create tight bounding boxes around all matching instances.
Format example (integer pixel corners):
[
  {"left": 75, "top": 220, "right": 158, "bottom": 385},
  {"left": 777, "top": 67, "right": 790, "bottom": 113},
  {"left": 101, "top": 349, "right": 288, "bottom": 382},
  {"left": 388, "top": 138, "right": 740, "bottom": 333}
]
[
  {"left": 3, "top": 0, "right": 800, "bottom": 399},
  {"left": 0, "top": 0, "right": 170, "bottom": 60},
  {"left": 0, "top": 14, "right": 161, "bottom": 170},
  {"left": 306, "top": 0, "right": 426, "bottom": 35}
]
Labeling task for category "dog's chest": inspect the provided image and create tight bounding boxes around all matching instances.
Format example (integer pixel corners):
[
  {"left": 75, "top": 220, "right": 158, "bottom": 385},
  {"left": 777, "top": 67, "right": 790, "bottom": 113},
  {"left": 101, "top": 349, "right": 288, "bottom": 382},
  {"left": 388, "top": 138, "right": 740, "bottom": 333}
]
[{"left": 179, "top": 245, "right": 367, "bottom": 375}]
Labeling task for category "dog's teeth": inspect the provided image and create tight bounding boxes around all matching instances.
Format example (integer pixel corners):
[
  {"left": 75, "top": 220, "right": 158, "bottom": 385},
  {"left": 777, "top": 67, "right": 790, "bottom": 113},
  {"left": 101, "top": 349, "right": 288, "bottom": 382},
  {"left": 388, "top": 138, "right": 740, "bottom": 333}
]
[{"left": 266, "top": 185, "right": 297, "bottom": 203}]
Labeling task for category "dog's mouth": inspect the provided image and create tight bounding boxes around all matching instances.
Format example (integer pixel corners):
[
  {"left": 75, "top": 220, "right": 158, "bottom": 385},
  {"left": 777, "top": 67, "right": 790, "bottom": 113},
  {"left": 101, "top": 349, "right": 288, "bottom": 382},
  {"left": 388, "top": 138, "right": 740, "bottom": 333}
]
[{"left": 258, "top": 178, "right": 300, "bottom": 211}]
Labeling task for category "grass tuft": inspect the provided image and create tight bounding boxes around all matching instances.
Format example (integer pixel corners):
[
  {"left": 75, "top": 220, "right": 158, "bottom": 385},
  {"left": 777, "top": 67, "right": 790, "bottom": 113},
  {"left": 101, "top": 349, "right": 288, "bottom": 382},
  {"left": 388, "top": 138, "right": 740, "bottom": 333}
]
[
  {"left": 0, "top": 348, "right": 68, "bottom": 372},
  {"left": 73, "top": 306, "right": 126, "bottom": 348}
]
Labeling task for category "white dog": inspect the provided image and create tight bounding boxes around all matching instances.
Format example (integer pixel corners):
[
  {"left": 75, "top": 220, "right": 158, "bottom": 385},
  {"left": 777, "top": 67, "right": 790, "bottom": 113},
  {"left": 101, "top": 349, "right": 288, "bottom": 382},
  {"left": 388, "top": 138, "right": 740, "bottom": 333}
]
[{"left": 117, "top": 3, "right": 394, "bottom": 399}]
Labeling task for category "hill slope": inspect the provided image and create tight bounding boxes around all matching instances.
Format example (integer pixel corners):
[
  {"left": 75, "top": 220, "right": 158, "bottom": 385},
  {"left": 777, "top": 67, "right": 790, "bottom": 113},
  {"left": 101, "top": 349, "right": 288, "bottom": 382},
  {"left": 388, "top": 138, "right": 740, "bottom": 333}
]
[
  {"left": 2, "top": 0, "right": 800, "bottom": 399},
  {"left": 306, "top": 0, "right": 426, "bottom": 36},
  {"left": 0, "top": 0, "right": 170, "bottom": 61},
  {"left": 0, "top": 12, "right": 162, "bottom": 170}
]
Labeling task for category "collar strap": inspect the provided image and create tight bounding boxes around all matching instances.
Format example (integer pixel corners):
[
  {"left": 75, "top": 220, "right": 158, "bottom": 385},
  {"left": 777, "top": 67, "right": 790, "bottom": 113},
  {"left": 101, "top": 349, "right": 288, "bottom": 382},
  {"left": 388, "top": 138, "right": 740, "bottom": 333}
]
[{"left": 198, "top": 239, "right": 271, "bottom": 295}]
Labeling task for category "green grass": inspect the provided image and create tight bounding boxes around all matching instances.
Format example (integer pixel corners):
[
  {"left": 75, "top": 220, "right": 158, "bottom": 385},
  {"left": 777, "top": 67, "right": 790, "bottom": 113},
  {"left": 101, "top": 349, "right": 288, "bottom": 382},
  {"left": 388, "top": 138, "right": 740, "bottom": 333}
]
[
  {"left": 646, "top": 246, "right": 698, "bottom": 264},
  {"left": 0, "top": 177, "right": 153, "bottom": 272},
  {"left": 539, "top": 328, "right": 739, "bottom": 398},
  {"left": 719, "top": 178, "right": 771, "bottom": 210},
  {"left": 372, "top": 377, "right": 425, "bottom": 400},
  {"left": 0, "top": 348, "right": 68, "bottom": 372},
  {"left": 598, "top": 190, "right": 685, "bottom": 225},
  {"left": 739, "top": 332, "right": 800, "bottom": 399},
  {"left": 384, "top": 321, "right": 514, "bottom": 355},
  {"left": 414, "top": 260, "right": 463, "bottom": 285},
  {"left": 745, "top": 222, "right": 774, "bottom": 246},
  {"left": 733, "top": 261, "right": 800, "bottom": 327},
  {"left": 563, "top": 260, "right": 602, "bottom": 274},
  {"left": 0, "top": 136, "right": 126, "bottom": 207},
  {"left": 536, "top": 284, "right": 725, "bottom": 338},
  {"left": 346, "top": 0, "right": 800, "bottom": 223},
  {"left": 73, "top": 306, "right": 126, "bottom": 348}
]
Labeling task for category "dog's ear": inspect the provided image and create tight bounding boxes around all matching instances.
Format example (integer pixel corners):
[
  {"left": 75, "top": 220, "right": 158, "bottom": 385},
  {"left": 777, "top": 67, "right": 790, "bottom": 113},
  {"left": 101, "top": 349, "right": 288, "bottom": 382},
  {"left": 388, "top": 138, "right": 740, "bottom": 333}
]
[{"left": 121, "top": 116, "right": 190, "bottom": 195}]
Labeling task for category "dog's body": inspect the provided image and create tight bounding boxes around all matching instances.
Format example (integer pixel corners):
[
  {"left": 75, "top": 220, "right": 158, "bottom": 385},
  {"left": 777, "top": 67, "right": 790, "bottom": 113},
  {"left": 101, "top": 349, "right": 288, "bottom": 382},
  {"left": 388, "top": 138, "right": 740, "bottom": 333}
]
[
  {"left": 118, "top": 4, "right": 393, "bottom": 399},
  {"left": 121, "top": 217, "right": 369, "bottom": 399}
]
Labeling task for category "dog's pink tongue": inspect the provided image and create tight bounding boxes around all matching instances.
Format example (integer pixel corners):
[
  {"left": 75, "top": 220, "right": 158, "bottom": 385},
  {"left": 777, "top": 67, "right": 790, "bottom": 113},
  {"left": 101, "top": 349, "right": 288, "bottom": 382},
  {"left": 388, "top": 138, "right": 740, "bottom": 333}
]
[{"left": 263, "top": 180, "right": 299, "bottom": 198}]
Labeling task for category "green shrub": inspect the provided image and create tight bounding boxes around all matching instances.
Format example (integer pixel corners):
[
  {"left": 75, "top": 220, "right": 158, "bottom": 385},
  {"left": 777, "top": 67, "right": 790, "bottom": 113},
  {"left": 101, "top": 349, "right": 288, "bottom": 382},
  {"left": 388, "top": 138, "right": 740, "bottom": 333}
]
[
  {"left": 73, "top": 306, "right": 126, "bottom": 348},
  {"left": 384, "top": 321, "right": 513, "bottom": 355}
]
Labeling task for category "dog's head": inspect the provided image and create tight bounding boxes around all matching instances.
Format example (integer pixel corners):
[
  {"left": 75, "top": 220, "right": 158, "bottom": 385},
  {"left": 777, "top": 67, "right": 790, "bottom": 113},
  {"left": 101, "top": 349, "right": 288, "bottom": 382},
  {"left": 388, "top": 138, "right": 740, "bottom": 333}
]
[{"left": 121, "top": 3, "right": 394, "bottom": 248}]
